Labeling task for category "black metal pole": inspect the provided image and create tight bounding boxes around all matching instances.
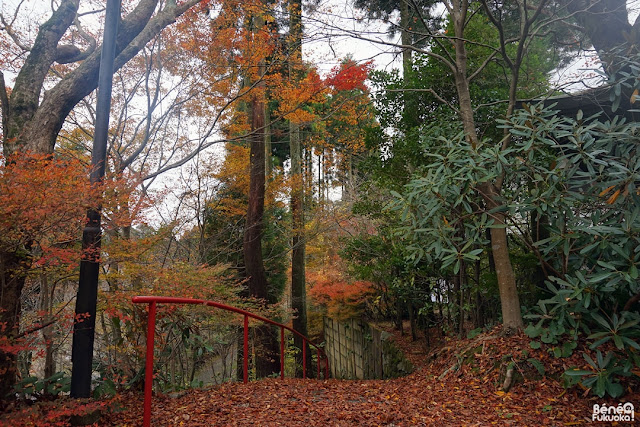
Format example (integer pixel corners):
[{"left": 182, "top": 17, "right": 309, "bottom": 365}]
[{"left": 70, "top": 0, "right": 120, "bottom": 398}]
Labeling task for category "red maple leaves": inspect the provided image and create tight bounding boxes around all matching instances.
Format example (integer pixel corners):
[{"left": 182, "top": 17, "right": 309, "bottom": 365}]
[{"left": 325, "top": 60, "right": 373, "bottom": 93}]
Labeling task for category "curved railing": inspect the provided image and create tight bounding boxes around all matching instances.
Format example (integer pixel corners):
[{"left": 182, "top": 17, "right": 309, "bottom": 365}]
[{"left": 132, "top": 296, "right": 330, "bottom": 427}]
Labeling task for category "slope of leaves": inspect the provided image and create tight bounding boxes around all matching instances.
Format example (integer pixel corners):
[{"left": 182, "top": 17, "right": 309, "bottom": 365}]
[{"left": 4, "top": 326, "right": 637, "bottom": 426}]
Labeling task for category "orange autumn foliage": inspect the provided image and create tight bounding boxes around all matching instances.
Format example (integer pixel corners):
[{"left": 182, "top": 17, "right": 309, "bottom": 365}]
[
  {"left": 97, "top": 226, "right": 246, "bottom": 385},
  {"left": 165, "top": 0, "right": 280, "bottom": 117},
  {"left": 308, "top": 269, "right": 374, "bottom": 320},
  {"left": 210, "top": 143, "right": 251, "bottom": 217},
  {"left": 276, "top": 69, "right": 326, "bottom": 123},
  {"left": 210, "top": 142, "right": 286, "bottom": 217},
  {"left": 101, "top": 171, "right": 152, "bottom": 230},
  {"left": 0, "top": 153, "right": 98, "bottom": 269}
]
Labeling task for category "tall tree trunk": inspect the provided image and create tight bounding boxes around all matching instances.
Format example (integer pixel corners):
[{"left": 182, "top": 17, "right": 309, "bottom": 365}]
[
  {"left": 244, "top": 90, "right": 279, "bottom": 377},
  {"left": 289, "top": 0, "right": 310, "bottom": 377},
  {"left": 400, "top": 0, "right": 412, "bottom": 74},
  {"left": 244, "top": 35, "right": 267, "bottom": 296},
  {"left": 242, "top": 10, "right": 279, "bottom": 378},
  {"left": 265, "top": 103, "right": 272, "bottom": 178}
]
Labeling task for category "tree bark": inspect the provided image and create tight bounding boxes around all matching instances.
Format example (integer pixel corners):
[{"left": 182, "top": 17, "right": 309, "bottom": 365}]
[
  {"left": 563, "top": 0, "right": 632, "bottom": 74},
  {"left": 288, "top": 0, "right": 310, "bottom": 378},
  {"left": 244, "top": 94, "right": 270, "bottom": 301},
  {"left": 400, "top": 0, "right": 412, "bottom": 74},
  {"left": 265, "top": 103, "right": 273, "bottom": 178},
  {"left": 450, "top": 2, "right": 523, "bottom": 332},
  {"left": 0, "top": 250, "right": 29, "bottom": 398},
  {"left": 488, "top": 213, "right": 523, "bottom": 332},
  {"left": 242, "top": 9, "right": 279, "bottom": 378},
  {"left": 290, "top": 120, "right": 309, "bottom": 376}
]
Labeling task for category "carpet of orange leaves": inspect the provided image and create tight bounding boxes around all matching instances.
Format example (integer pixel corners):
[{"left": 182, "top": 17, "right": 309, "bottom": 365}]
[{"left": 2, "top": 325, "right": 638, "bottom": 426}]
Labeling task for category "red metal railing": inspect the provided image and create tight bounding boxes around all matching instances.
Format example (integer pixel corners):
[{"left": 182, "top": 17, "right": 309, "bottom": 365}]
[{"left": 132, "top": 296, "right": 329, "bottom": 427}]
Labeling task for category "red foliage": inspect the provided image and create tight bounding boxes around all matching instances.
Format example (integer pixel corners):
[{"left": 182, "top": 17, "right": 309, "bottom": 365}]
[{"left": 325, "top": 60, "right": 373, "bottom": 92}]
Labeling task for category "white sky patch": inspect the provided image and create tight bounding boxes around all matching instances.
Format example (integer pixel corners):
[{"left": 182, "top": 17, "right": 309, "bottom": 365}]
[{"left": 304, "top": 0, "right": 402, "bottom": 76}]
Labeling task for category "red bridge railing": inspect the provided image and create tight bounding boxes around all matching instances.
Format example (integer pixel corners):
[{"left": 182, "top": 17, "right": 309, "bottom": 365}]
[{"left": 132, "top": 296, "right": 330, "bottom": 427}]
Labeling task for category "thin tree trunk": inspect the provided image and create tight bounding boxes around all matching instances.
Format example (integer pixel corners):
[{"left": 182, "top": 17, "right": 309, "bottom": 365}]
[
  {"left": 474, "top": 257, "right": 482, "bottom": 327},
  {"left": 450, "top": 5, "right": 523, "bottom": 332},
  {"left": 459, "top": 262, "right": 465, "bottom": 336},
  {"left": 452, "top": 269, "right": 461, "bottom": 333},
  {"left": 40, "top": 274, "right": 56, "bottom": 379},
  {"left": 289, "top": 0, "right": 310, "bottom": 377},
  {"left": 318, "top": 150, "right": 323, "bottom": 205},
  {"left": 395, "top": 297, "right": 404, "bottom": 334},
  {"left": 400, "top": 0, "right": 412, "bottom": 74},
  {"left": 0, "top": 250, "right": 30, "bottom": 398},
  {"left": 408, "top": 302, "right": 417, "bottom": 341}
]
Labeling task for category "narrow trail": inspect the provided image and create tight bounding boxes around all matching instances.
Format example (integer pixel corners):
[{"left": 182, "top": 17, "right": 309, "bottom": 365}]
[
  {"left": 4, "top": 326, "right": 634, "bottom": 426},
  {"left": 103, "top": 368, "right": 594, "bottom": 426},
  {"left": 101, "top": 327, "right": 603, "bottom": 426}
]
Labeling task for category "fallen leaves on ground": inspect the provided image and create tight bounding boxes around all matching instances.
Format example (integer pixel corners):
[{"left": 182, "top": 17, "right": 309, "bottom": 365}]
[
  {"left": 3, "top": 325, "right": 638, "bottom": 426},
  {"left": 102, "top": 374, "right": 597, "bottom": 426}
]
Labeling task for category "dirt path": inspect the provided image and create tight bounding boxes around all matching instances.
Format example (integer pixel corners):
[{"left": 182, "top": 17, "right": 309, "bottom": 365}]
[
  {"left": 3, "top": 326, "right": 635, "bottom": 426},
  {"left": 101, "top": 368, "right": 596, "bottom": 426}
]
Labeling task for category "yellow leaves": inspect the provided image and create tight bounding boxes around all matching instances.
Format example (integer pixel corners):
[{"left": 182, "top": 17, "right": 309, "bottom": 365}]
[{"left": 208, "top": 142, "right": 287, "bottom": 220}]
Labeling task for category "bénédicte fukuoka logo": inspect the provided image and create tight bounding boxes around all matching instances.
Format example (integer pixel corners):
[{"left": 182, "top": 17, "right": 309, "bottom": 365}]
[{"left": 592, "top": 402, "right": 635, "bottom": 422}]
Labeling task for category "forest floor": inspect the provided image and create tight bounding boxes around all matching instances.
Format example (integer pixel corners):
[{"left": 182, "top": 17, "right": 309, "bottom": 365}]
[{"left": 2, "top": 323, "right": 638, "bottom": 426}]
